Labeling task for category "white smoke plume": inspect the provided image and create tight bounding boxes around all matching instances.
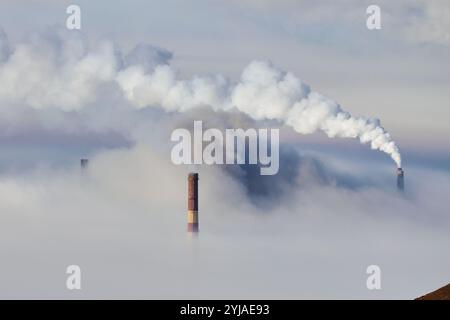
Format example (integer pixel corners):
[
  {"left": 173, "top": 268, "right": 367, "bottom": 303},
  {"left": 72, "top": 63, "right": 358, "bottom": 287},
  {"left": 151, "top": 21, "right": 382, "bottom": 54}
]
[
  {"left": 117, "top": 61, "right": 402, "bottom": 167},
  {"left": 0, "top": 28, "right": 401, "bottom": 167}
]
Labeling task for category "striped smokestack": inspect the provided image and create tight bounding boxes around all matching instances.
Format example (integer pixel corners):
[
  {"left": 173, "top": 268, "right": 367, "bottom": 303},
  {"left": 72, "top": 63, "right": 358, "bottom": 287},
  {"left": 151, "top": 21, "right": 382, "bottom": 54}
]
[{"left": 187, "top": 173, "right": 199, "bottom": 233}]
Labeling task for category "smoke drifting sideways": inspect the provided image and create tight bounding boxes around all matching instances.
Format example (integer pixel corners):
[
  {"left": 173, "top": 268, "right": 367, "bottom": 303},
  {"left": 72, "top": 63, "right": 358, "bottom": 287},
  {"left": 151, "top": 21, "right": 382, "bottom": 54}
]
[
  {"left": 3, "top": 27, "right": 448, "bottom": 299},
  {"left": 0, "top": 27, "right": 401, "bottom": 167}
]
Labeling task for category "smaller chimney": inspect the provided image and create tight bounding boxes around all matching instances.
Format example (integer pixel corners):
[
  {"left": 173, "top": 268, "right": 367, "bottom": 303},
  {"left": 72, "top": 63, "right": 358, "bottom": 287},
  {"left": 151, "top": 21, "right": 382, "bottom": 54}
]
[
  {"left": 80, "top": 158, "right": 89, "bottom": 169},
  {"left": 187, "top": 173, "right": 199, "bottom": 233},
  {"left": 397, "top": 167, "right": 404, "bottom": 191}
]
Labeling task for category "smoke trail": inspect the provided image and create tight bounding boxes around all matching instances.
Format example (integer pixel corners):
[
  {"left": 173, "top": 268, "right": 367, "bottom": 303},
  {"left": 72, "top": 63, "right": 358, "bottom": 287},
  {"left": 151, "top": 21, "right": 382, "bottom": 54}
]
[
  {"left": 232, "top": 61, "right": 401, "bottom": 167},
  {"left": 117, "top": 61, "right": 402, "bottom": 167},
  {"left": 0, "top": 28, "right": 401, "bottom": 166}
]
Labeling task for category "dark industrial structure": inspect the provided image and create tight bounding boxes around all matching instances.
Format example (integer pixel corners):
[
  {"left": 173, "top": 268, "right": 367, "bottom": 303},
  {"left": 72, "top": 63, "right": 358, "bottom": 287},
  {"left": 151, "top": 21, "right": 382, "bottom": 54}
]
[
  {"left": 187, "top": 173, "right": 199, "bottom": 233},
  {"left": 80, "top": 158, "right": 89, "bottom": 169},
  {"left": 397, "top": 167, "right": 404, "bottom": 191}
]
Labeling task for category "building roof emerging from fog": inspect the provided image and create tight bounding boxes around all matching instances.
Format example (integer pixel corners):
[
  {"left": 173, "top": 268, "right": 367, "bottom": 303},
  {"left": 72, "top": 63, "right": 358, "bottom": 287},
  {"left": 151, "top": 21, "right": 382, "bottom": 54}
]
[{"left": 416, "top": 283, "right": 450, "bottom": 300}]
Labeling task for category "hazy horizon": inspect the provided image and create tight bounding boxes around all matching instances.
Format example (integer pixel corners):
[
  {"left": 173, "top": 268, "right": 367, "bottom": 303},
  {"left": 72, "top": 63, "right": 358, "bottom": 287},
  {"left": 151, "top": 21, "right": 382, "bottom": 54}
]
[{"left": 0, "top": 0, "right": 449, "bottom": 299}]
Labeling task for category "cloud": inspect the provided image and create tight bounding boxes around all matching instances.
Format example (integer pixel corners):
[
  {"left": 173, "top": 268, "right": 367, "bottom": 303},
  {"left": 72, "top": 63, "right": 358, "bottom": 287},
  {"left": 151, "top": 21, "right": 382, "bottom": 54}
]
[
  {"left": 0, "top": 142, "right": 449, "bottom": 299},
  {"left": 124, "top": 43, "right": 173, "bottom": 72},
  {"left": 229, "top": 0, "right": 450, "bottom": 47},
  {"left": 407, "top": 1, "right": 450, "bottom": 46},
  {"left": 0, "top": 26, "right": 448, "bottom": 299},
  {"left": 0, "top": 27, "right": 402, "bottom": 166}
]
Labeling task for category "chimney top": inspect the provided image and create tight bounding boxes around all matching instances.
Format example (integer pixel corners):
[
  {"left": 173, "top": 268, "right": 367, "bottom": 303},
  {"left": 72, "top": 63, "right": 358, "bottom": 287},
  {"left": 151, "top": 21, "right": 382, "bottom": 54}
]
[
  {"left": 188, "top": 172, "right": 199, "bottom": 180},
  {"left": 80, "top": 158, "right": 89, "bottom": 168}
]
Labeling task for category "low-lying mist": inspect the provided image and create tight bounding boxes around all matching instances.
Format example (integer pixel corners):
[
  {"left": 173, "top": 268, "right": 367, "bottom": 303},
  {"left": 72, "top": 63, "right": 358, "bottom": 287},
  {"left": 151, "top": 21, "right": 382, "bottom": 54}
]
[
  {"left": 0, "top": 141, "right": 449, "bottom": 299},
  {"left": 0, "top": 26, "right": 448, "bottom": 299}
]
